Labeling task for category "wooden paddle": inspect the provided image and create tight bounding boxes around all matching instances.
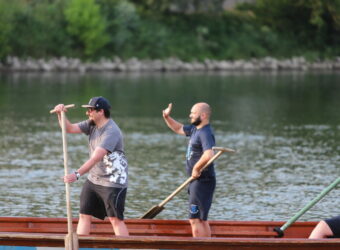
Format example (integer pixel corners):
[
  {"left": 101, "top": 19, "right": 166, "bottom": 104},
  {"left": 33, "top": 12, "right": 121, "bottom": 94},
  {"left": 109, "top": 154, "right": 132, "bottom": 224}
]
[
  {"left": 49, "top": 104, "right": 75, "bottom": 114},
  {"left": 50, "top": 104, "right": 78, "bottom": 250},
  {"left": 274, "top": 177, "right": 340, "bottom": 237},
  {"left": 140, "top": 146, "right": 236, "bottom": 219}
]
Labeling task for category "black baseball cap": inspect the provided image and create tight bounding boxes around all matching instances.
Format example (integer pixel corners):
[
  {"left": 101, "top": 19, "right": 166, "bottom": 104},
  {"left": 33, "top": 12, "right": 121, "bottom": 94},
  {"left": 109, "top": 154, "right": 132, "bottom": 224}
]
[{"left": 81, "top": 96, "right": 111, "bottom": 110}]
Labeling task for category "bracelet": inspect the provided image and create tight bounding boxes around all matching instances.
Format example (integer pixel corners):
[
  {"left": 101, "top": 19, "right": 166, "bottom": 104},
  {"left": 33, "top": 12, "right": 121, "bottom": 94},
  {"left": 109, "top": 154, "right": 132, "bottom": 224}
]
[{"left": 74, "top": 171, "right": 81, "bottom": 180}]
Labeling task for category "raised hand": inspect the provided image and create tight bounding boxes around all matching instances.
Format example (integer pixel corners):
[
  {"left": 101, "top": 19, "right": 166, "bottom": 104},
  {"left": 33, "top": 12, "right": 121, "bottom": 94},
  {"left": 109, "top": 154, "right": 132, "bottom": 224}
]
[{"left": 162, "top": 103, "right": 173, "bottom": 118}]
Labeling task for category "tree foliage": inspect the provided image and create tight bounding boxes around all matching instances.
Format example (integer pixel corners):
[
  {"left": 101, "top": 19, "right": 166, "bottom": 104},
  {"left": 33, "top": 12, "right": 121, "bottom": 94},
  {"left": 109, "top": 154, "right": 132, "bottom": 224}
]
[
  {"left": 64, "top": 0, "right": 109, "bottom": 57},
  {"left": 11, "top": 0, "right": 72, "bottom": 58},
  {"left": 249, "top": 0, "right": 340, "bottom": 48},
  {"left": 129, "top": 0, "right": 224, "bottom": 13},
  {"left": 0, "top": 1, "right": 23, "bottom": 59},
  {"left": 0, "top": 0, "right": 339, "bottom": 61},
  {"left": 97, "top": 0, "right": 140, "bottom": 56}
]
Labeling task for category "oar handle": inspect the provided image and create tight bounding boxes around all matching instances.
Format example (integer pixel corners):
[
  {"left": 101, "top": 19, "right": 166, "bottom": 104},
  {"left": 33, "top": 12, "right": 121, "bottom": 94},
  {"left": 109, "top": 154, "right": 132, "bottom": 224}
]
[
  {"left": 275, "top": 177, "right": 340, "bottom": 237},
  {"left": 212, "top": 147, "right": 236, "bottom": 153},
  {"left": 159, "top": 147, "right": 235, "bottom": 207},
  {"left": 50, "top": 104, "right": 75, "bottom": 114}
]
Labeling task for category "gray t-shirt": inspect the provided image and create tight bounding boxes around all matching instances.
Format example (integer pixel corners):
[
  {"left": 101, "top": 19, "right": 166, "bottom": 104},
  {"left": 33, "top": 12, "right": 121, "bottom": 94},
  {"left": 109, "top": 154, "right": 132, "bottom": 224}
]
[{"left": 78, "top": 119, "right": 128, "bottom": 188}]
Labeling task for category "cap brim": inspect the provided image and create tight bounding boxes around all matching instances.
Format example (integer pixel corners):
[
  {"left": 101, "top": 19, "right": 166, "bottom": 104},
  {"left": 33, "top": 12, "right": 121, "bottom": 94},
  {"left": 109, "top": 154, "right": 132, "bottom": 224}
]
[{"left": 81, "top": 105, "right": 95, "bottom": 108}]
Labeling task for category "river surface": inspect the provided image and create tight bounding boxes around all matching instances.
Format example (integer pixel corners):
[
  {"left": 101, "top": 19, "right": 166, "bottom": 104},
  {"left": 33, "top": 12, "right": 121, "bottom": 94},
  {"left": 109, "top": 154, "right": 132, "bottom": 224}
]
[{"left": 0, "top": 71, "right": 339, "bottom": 222}]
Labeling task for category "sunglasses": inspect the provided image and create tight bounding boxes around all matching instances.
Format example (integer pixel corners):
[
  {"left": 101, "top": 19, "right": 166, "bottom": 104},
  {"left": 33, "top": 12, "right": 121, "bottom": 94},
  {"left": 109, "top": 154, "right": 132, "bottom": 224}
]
[{"left": 87, "top": 108, "right": 96, "bottom": 112}]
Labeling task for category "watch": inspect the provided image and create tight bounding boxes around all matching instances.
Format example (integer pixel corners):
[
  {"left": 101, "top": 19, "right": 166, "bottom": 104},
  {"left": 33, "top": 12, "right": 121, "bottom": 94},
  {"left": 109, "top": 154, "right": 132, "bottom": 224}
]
[{"left": 74, "top": 171, "right": 81, "bottom": 180}]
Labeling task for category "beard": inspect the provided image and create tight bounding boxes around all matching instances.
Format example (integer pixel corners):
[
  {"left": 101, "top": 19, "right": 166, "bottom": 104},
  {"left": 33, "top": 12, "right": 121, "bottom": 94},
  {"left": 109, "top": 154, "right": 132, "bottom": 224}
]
[
  {"left": 89, "top": 119, "right": 96, "bottom": 126},
  {"left": 191, "top": 117, "right": 202, "bottom": 126}
]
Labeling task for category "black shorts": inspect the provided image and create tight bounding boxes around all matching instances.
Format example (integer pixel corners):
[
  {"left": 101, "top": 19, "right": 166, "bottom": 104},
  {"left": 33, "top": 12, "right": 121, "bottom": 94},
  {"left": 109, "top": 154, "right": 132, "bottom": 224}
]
[
  {"left": 188, "top": 177, "right": 216, "bottom": 221},
  {"left": 79, "top": 180, "right": 127, "bottom": 220},
  {"left": 325, "top": 216, "right": 340, "bottom": 238}
]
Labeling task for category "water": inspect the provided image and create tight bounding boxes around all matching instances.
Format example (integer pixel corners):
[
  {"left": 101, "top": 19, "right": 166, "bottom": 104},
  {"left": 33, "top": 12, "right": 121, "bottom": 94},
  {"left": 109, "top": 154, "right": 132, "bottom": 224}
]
[{"left": 0, "top": 71, "right": 339, "bottom": 222}]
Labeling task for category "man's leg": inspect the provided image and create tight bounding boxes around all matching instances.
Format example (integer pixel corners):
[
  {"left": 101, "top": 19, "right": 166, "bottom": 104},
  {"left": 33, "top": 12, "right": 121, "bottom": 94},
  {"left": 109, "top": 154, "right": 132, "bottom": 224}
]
[
  {"left": 202, "top": 220, "right": 212, "bottom": 236},
  {"left": 309, "top": 220, "right": 333, "bottom": 239},
  {"left": 108, "top": 216, "right": 129, "bottom": 236},
  {"left": 189, "top": 218, "right": 211, "bottom": 237},
  {"left": 77, "top": 213, "right": 92, "bottom": 235}
]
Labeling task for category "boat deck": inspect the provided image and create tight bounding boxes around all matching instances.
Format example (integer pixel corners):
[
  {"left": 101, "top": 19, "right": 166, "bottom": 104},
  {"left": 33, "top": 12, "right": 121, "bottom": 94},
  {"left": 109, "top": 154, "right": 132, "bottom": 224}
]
[
  {"left": 0, "top": 217, "right": 315, "bottom": 238},
  {"left": 1, "top": 217, "right": 339, "bottom": 250}
]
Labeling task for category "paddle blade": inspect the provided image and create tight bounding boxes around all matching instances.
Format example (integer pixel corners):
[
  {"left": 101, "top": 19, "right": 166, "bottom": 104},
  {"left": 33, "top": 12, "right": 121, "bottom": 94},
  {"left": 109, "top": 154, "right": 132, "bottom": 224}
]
[
  {"left": 140, "top": 205, "right": 164, "bottom": 219},
  {"left": 64, "top": 232, "right": 78, "bottom": 250}
]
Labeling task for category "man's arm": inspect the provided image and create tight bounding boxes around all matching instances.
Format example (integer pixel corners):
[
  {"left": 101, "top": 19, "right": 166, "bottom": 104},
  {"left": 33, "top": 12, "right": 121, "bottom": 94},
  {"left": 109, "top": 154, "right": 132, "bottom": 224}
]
[
  {"left": 63, "top": 147, "right": 107, "bottom": 183},
  {"left": 162, "top": 103, "right": 185, "bottom": 135},
  {"left": 191, "top": 149, "right": 214, "bottom": 179},
  {"left": 53, "top": 104, "right": 82, "bottom": 133}
]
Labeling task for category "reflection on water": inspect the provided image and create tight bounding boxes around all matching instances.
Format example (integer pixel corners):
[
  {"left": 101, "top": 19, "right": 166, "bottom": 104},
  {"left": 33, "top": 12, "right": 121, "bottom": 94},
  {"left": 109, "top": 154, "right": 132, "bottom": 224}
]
[{"left": 0, "top": 72, "right": 339, "bottom": 221}]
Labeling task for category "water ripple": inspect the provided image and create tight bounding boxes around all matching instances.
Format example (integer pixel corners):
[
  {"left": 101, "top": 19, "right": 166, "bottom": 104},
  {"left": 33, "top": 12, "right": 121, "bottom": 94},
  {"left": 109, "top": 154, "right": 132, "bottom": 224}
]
[{"left": 0, "top": 118, "right": 338, "bottom": 222}]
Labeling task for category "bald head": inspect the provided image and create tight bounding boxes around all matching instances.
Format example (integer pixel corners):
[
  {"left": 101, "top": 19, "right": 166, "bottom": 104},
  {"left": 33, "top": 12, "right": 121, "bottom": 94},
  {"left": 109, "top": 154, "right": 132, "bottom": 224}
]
[
  {"left": 190, "top": 102, "right": 211, "bottom": 127},
  {"left": 193, "top": 102, "right": 211, "bottom": 117}
]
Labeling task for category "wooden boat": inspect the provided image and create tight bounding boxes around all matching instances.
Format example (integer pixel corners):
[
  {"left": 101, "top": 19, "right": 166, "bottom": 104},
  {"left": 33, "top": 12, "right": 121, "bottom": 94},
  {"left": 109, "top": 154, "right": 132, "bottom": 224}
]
[{"left": 0, "top": 217, "right": 339, "bottom": 250}]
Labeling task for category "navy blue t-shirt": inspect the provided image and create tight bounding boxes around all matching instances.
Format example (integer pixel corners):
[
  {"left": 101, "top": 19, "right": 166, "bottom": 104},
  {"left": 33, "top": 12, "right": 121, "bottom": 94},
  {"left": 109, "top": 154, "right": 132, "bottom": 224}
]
[{"left": 183, "top": 124, "right": 216, "bottom": 178}]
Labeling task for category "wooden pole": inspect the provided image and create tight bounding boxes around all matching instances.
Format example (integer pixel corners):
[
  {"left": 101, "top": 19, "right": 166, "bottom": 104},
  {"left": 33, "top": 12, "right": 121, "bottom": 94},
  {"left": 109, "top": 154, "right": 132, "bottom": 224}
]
[{"left": 60, "top": 107, "right": 78, "bottom": 250}]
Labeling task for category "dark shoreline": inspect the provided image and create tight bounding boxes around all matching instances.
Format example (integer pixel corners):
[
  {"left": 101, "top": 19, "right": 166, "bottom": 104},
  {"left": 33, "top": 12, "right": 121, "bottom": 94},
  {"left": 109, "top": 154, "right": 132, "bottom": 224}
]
[{"left": 1, "top": 56, "right": 340, "bottom": 72}]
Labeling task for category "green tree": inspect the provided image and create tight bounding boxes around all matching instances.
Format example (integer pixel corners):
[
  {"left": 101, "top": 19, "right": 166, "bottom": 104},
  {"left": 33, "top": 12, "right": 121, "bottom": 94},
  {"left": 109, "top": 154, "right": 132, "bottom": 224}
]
[
  {"left": 129, "top": 0, "right": 224, "bottom": 13},
  {"left": 96, "top": 0, "right": 140, "bottom": 57},
  {"left": 9, "top": 0, "right": 72, "bottom": 58},
  {"left": 64, "top": 0, "right": 109, "bottom": 58},
  {"left": 0, "top": 1, "right": 22, "bottom": 60},
  {"left": 251, "top": 0, "right": 340, "bottom": 48}
]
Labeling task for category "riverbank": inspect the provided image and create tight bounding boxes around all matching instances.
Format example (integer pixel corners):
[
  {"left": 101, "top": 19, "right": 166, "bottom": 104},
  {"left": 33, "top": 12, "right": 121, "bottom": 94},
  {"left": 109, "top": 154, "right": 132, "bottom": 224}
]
[{"left": 1, "top": 56, "right": 340, "bottom": 72}]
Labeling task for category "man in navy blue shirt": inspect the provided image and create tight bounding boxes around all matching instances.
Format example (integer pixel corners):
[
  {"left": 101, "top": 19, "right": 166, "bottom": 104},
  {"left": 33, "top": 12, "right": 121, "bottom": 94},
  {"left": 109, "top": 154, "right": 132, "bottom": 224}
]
[{"left": 162, "top": 102, "right": 216, "bottom": 237}]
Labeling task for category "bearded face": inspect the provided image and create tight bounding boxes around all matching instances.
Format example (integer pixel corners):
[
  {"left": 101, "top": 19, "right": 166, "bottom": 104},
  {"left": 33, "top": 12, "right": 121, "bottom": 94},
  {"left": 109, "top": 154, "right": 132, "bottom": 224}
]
[{"left": 191, "top": 116, "right": 202, "bottom": 126}]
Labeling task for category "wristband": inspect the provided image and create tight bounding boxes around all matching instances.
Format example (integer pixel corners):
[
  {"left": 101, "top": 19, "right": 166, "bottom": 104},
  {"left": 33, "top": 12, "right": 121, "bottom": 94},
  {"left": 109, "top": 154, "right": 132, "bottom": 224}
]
[{"left": 74, "top": 171, "right": 80, "bottom": 180}]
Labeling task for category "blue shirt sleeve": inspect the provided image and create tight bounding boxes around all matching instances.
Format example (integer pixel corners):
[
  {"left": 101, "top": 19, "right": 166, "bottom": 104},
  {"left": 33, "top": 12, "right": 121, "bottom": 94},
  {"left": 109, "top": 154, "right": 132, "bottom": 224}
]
[
  {"left": 199, "top": 127, "right": 215, "bottom": 151},
  {"left": 183, "top": 124, "right": 194, "bottom": 137}
]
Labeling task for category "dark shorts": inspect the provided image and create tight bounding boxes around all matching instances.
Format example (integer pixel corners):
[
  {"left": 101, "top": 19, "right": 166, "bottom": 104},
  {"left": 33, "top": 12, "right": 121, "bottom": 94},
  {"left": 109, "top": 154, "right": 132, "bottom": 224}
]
[
  {"left": 188, "top": 177, "right": 216, "bottom": 221},
  {"left": 325, "top": 216, "right": 340, "bottom": 238},
  {"left": 80, "top": 180, "right": 127, "bottom": 220}
]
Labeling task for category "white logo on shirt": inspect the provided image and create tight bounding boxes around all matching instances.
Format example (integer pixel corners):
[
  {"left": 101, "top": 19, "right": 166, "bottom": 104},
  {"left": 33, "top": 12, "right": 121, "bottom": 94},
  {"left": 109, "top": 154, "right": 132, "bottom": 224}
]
[{"left": 103, "top": 152, "right": 128, "bottom": 184}]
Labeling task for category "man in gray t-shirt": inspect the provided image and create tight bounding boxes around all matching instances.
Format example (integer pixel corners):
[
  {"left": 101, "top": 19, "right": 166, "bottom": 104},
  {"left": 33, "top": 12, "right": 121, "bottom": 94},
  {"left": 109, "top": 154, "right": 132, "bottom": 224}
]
[
  {"left": 53, "top": 96, "right": 129, "bottom": 236},
  {"left": 78, "top": 118, "right": 128, "bottom": 188}
]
